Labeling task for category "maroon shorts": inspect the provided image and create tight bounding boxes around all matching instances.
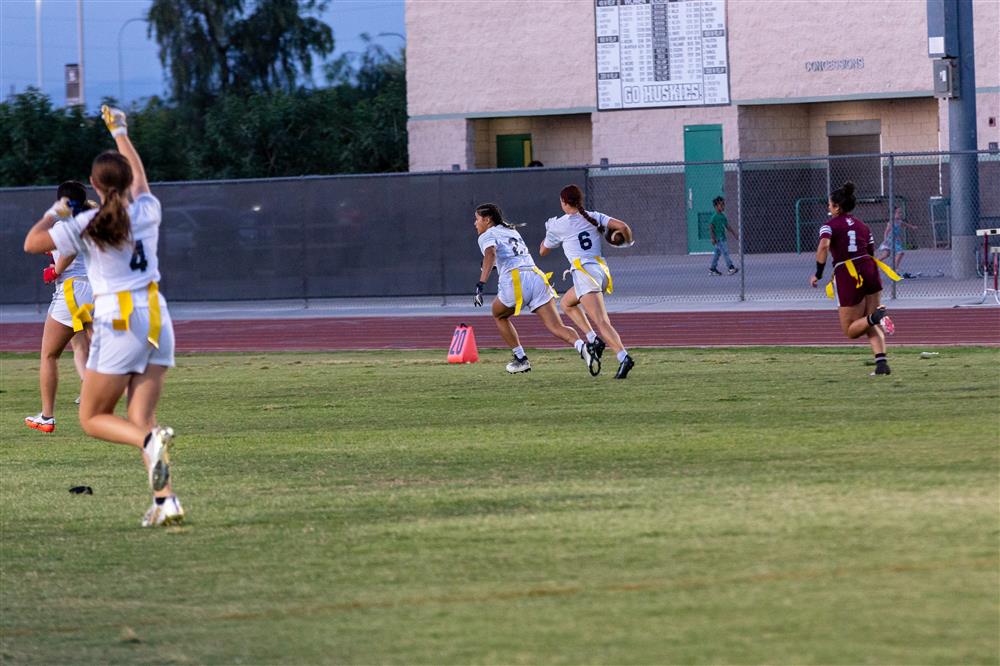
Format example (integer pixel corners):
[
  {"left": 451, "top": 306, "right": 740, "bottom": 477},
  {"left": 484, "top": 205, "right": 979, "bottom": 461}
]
[{"left": 833, "top": 257, "right": 883, "bottom": 307}]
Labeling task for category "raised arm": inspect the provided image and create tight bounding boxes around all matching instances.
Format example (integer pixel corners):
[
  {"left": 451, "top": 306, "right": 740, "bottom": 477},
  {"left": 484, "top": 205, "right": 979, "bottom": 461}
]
[
  {"left": 24, "top": 199, "right": 70, "bottom": 254},
  {"left": 101, "top": 105, "right": 150, "bottom": 199}
]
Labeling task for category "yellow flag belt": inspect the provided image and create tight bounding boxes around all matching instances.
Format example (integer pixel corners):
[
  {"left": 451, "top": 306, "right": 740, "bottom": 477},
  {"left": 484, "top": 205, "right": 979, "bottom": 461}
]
[
  {"left": 512, "top": 267, "right": 557, "bottom": 316},
  {"left": 825, "top": 256, "right": 903, "bottom": 300},
  {"left": 112, "top": 282, "right": 162, "bottom": 348},
  {"left": 571, "top": 257, "right": 613, "bottom": 294}
]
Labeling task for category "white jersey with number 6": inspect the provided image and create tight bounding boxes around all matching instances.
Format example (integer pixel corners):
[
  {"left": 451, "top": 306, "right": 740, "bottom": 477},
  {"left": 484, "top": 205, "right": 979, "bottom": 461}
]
[
  {"left": 48, "top": 194, "right": 162, "bottom": 308},
  {"left": 478, "top": 225, "right": 536, "bottom": 276},
  {"left": 542, "top": 211, "right": 612, "bottom": 263}
]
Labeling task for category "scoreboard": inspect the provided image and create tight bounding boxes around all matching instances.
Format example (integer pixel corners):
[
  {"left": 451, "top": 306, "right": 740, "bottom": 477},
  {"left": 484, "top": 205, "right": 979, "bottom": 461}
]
[{"left": 596, "top": 0, "right": 730, "bottom": 110}]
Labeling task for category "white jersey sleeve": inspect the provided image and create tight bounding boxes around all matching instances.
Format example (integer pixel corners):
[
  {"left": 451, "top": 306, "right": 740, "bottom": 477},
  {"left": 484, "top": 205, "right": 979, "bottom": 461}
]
[
  {"left": 478, "top": 228, "right": 498, "bottom": 255},
  {"left": 544, "top": 211, "right": 611, "bottom": 263},
  {"left": 542, "top": 217, "right": 562, "bottom": 250},
  {"left": 48, "top": 214, "right": 90, "bottom": 257},
  {"left": 480, "top": 226, "right": 535, "bottom": 276}
]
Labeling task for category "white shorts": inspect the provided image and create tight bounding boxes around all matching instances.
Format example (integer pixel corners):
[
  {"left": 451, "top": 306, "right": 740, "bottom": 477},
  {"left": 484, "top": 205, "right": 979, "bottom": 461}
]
[
  {"left": 498, "top": 269, "right": 554, "bottom": 314},
  {"left": 571, "top": 261, "right": 609, "bottom": 297},
  {"left": 47, "top": 278, "right": 93, "bottom": 329},
  {"left": 86, "top": 302, "right": 175, "bottom": 375}
]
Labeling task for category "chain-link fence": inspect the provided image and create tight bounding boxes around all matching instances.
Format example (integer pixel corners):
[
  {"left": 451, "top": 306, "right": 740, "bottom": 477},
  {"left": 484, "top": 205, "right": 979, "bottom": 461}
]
[{"left": 1, "top": 151, "right": 997, "bottom": 307}]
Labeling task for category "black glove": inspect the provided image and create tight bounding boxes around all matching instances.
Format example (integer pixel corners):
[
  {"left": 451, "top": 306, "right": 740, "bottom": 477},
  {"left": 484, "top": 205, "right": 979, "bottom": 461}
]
[{"left": 473, "top": 281, "right": 485, "bottom": 307}]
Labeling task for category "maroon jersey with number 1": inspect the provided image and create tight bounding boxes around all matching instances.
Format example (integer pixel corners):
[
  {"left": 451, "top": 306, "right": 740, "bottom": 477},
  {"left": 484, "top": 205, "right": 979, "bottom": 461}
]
[{"left": 819, "top": 214, "right": 882, "bottom": 306}]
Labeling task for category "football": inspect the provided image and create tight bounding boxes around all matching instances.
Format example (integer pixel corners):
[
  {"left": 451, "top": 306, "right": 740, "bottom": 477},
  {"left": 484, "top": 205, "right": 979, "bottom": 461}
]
[{"left": 604, "top": 223, "right": 633, "bottom": 247}]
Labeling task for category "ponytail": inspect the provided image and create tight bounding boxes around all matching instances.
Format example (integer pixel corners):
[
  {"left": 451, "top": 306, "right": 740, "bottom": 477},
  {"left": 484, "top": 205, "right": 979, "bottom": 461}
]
[
  {"left": 86, "top": 151, "right": 133, "bottom": 250},
  {"left": 475, "top": 202, "right": 516, "bottom": 229},
  {"left": 830, "top": 181, "right": 857, "bottom": 213},
  {"left": 86, "top": 188, "right": 131, "bottom": 250},
  {"left": 559, "top": 184, "right": 604, "bottom": 231}
]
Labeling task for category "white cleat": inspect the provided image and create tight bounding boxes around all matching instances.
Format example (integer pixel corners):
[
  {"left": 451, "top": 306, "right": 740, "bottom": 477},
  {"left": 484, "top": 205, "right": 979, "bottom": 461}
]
[
  {"left": 505, "top": 355, "right": 531, "bottom": 374},
  {"left": 25, "top": 413, "right": 56, "bottom": 433},
  {"left": 141, "top": 495, "right": 185, "bottom": 527},
  {"left": 144, "top": 426, "right": 174, "bottom": 491}
]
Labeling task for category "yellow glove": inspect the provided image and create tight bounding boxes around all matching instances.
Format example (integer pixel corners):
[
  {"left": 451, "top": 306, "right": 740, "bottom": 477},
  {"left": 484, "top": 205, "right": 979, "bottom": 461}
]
[
  {"left": 101, "top": 105, "right": 128, "bottom": 137},
  {"left": 46, "top": 197, "right": 72, "bottom": 220}
]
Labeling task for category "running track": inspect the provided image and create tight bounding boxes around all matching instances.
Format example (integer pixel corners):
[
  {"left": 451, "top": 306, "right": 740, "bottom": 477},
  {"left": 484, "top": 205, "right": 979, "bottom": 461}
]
[{"left": 1, "top": 309, "right": 997, "bottom": 352}]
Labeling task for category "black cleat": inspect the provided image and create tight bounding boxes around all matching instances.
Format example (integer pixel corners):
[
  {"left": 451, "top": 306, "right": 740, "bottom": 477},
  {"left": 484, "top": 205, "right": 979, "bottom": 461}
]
[
  {"left": 590, "top": 336, "right": 606, "bottom": 360},
  {"left": 614, "top": 354, "right": 635, "bottom": 379},
  {"left": 584, "top": 342, "right": 602, "bottom": 376},
  {"left": 870, "top": 362, "right": 891, "bottom": 376},
  {"left": 867, "top": 305, "right": 888, "bottom": 327}
]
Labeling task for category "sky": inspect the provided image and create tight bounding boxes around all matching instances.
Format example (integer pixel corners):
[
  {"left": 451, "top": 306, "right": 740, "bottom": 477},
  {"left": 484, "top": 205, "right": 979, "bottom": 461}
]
[{"left": 0, "top": 0, "right": 406, "bottom": 110}]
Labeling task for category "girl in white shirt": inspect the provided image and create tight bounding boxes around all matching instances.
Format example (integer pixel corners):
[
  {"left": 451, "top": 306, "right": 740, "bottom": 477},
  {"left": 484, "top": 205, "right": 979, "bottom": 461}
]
[
  {"left": 24, "top": 106, "right": 183, "bottom": 528},
  {"left": 539, "top": 184, "right": 635, "bottom": 379},
  {"left": 23, "top": 181, "right": 95, "bottom": 434},
  {"left": 473, "top": 203, "right": 593, "bottom": 374}
]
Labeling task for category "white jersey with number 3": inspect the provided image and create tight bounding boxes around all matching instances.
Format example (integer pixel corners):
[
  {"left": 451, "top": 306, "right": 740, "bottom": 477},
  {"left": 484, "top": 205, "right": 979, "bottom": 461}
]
[
  {"left": 48, "top": 194, "right": 162, "bottom": 310},
  {"left": 542, "top": 211, "right": 612, "bottom": 264},
  {"left": 478, "top": 225, "right": 536, "bottom": 276}
]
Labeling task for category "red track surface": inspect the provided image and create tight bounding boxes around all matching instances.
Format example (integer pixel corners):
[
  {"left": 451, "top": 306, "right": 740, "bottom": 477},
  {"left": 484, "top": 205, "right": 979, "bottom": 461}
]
[{"left": 2, "top": 309, "right": 997, "bottom": 352}]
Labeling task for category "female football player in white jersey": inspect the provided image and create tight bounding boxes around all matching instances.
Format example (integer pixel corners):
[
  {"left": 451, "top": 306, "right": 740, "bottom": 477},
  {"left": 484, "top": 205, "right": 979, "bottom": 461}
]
[
  {"left": 24, "top": 106, "right": 183, "bottom": 527},
  {"left": 24, "top": 181, "right": 95, "bottom": 434},
  {"left": 539, "top": 184, "right": 635, "bottom": 379},
  {"left": 473, "top": 203, "right": 594, "bottom": 374}
]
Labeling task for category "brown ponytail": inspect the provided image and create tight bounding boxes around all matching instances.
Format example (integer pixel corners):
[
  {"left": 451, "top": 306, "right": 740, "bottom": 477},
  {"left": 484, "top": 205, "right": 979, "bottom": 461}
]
[
  {"left": 86, "top": 151, "right": 133, "bottom": 250},
  {"left": 560, "top": 184, "right": 604, "bottom": 231}
]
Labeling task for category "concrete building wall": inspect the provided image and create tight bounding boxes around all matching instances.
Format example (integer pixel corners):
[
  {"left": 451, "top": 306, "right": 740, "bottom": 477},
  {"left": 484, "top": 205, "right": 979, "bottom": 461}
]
[
  {"left": 471, "top": 115, "right": 593, "bottom": 169},
  {"left": 406, "top": 118, "right": 474, "bottom": 172},
  {"left": 405, "top": 0, "right": 1000, "bottom": 170}
]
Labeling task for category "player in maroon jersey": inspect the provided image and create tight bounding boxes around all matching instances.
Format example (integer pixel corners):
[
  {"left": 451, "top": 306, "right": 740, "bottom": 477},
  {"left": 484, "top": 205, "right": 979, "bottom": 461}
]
[{"left": 809, "top": 182, "right": 893, "bottom": 375}]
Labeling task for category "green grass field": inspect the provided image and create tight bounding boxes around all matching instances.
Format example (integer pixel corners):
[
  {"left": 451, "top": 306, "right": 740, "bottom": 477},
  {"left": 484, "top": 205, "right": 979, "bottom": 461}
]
[{"left": 1, "top": 347, "right": 998, "bottom": 664}]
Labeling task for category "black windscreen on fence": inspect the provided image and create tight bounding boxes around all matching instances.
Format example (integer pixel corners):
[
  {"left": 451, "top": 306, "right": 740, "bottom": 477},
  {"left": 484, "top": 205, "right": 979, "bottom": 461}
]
[{"left": 2, "top": 153, "right": 997, "bottom": 306}]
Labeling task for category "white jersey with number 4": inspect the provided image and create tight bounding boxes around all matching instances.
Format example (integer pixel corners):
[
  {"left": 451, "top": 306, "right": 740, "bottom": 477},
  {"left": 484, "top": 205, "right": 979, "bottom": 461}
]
[
  {"left": 542, "top": 211, "right": 612, "bottom": 264},
  {"left": 478, "top": 225, "right": 536, "bottom": 276},
  {"left": 48, "top": 193, "right": 162, "bottom": 311}
]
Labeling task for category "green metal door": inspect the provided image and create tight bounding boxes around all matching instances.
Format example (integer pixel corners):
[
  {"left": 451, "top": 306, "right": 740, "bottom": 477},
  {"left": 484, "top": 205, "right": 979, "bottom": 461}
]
[
  {"left": 683, "top": 125, "right": 724, "bottom": 253},
  {"left": 496, "top": 134, "right": 532, "bottom": 168}
]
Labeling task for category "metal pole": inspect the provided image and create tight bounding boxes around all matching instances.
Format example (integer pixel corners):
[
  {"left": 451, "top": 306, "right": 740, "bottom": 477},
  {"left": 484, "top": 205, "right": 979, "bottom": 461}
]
[
  {"left": 35, "top": 0, "right": 42, "bottom": 89},
  {"left": 118, "top": 18, "right": 145, "bottom": 103},
  {"left": 949, "top": 0, "right": 980, "bottom": 279},
  {"left": 77, "top": 0, "right": 84, "bottom": 106},
  {"left": 737, "top": 160, "right": 745, "bottom": 301},
  {"left": 887, "top": 153, "right": 896, "bottom": 299}
]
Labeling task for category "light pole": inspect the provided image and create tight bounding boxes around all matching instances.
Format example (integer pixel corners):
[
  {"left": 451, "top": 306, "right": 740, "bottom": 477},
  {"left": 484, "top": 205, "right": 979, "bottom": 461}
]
[
  {"left": 76, "top": 0, "right": 85, "bottom": 106},
  {"left": 35, "top": 0, "right": 42, "bottom": 89},
  {"left": 377, "top": 31, "right": 406, "bottom": 52},
  {"left": 117, "top": 17, "right": 147, "bottom": 103}
]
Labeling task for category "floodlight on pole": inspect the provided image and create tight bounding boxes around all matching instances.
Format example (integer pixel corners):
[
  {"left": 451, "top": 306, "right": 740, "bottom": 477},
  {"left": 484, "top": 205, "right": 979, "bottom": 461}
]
[
  {"left": 117, "top": 17, "right": 147, "bottom": 103},
  {"left": 35, "top": 0, "right": 43, "bottom": 89}
]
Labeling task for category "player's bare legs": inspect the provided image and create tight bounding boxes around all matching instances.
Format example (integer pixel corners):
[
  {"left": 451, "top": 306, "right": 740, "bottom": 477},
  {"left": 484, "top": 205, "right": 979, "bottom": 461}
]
[
  {"left": 491, "top": 299, "right": 521, "bottom": 349},
  {"left": 128, "top": 366, "right": 174, "bottom": 498},
  {"left": 38, "top": 317, "right": 75, "bottom": 418},
  {"left": 533, "top": 300, "right": 580, "bottom": 346},
  {"left": 862, "top": 294, "right": 887, "bottom": 356},
  {"left": 559, "top": 288, "right": 595, "bottom": 338},
  {"left": 78, "top": 371, "right": 143, "bottom": 447},
  {"left": 70, "top": 329, "right": 90, "bottom": 382},
  {"left": 579, "top": 292, "right": 625, "bottom": 353}
]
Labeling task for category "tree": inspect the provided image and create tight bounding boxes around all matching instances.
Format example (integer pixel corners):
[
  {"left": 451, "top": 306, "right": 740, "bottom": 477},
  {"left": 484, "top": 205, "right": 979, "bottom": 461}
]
[{"left": 147, "top": 0, "right": 334, "bottom": 109}]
